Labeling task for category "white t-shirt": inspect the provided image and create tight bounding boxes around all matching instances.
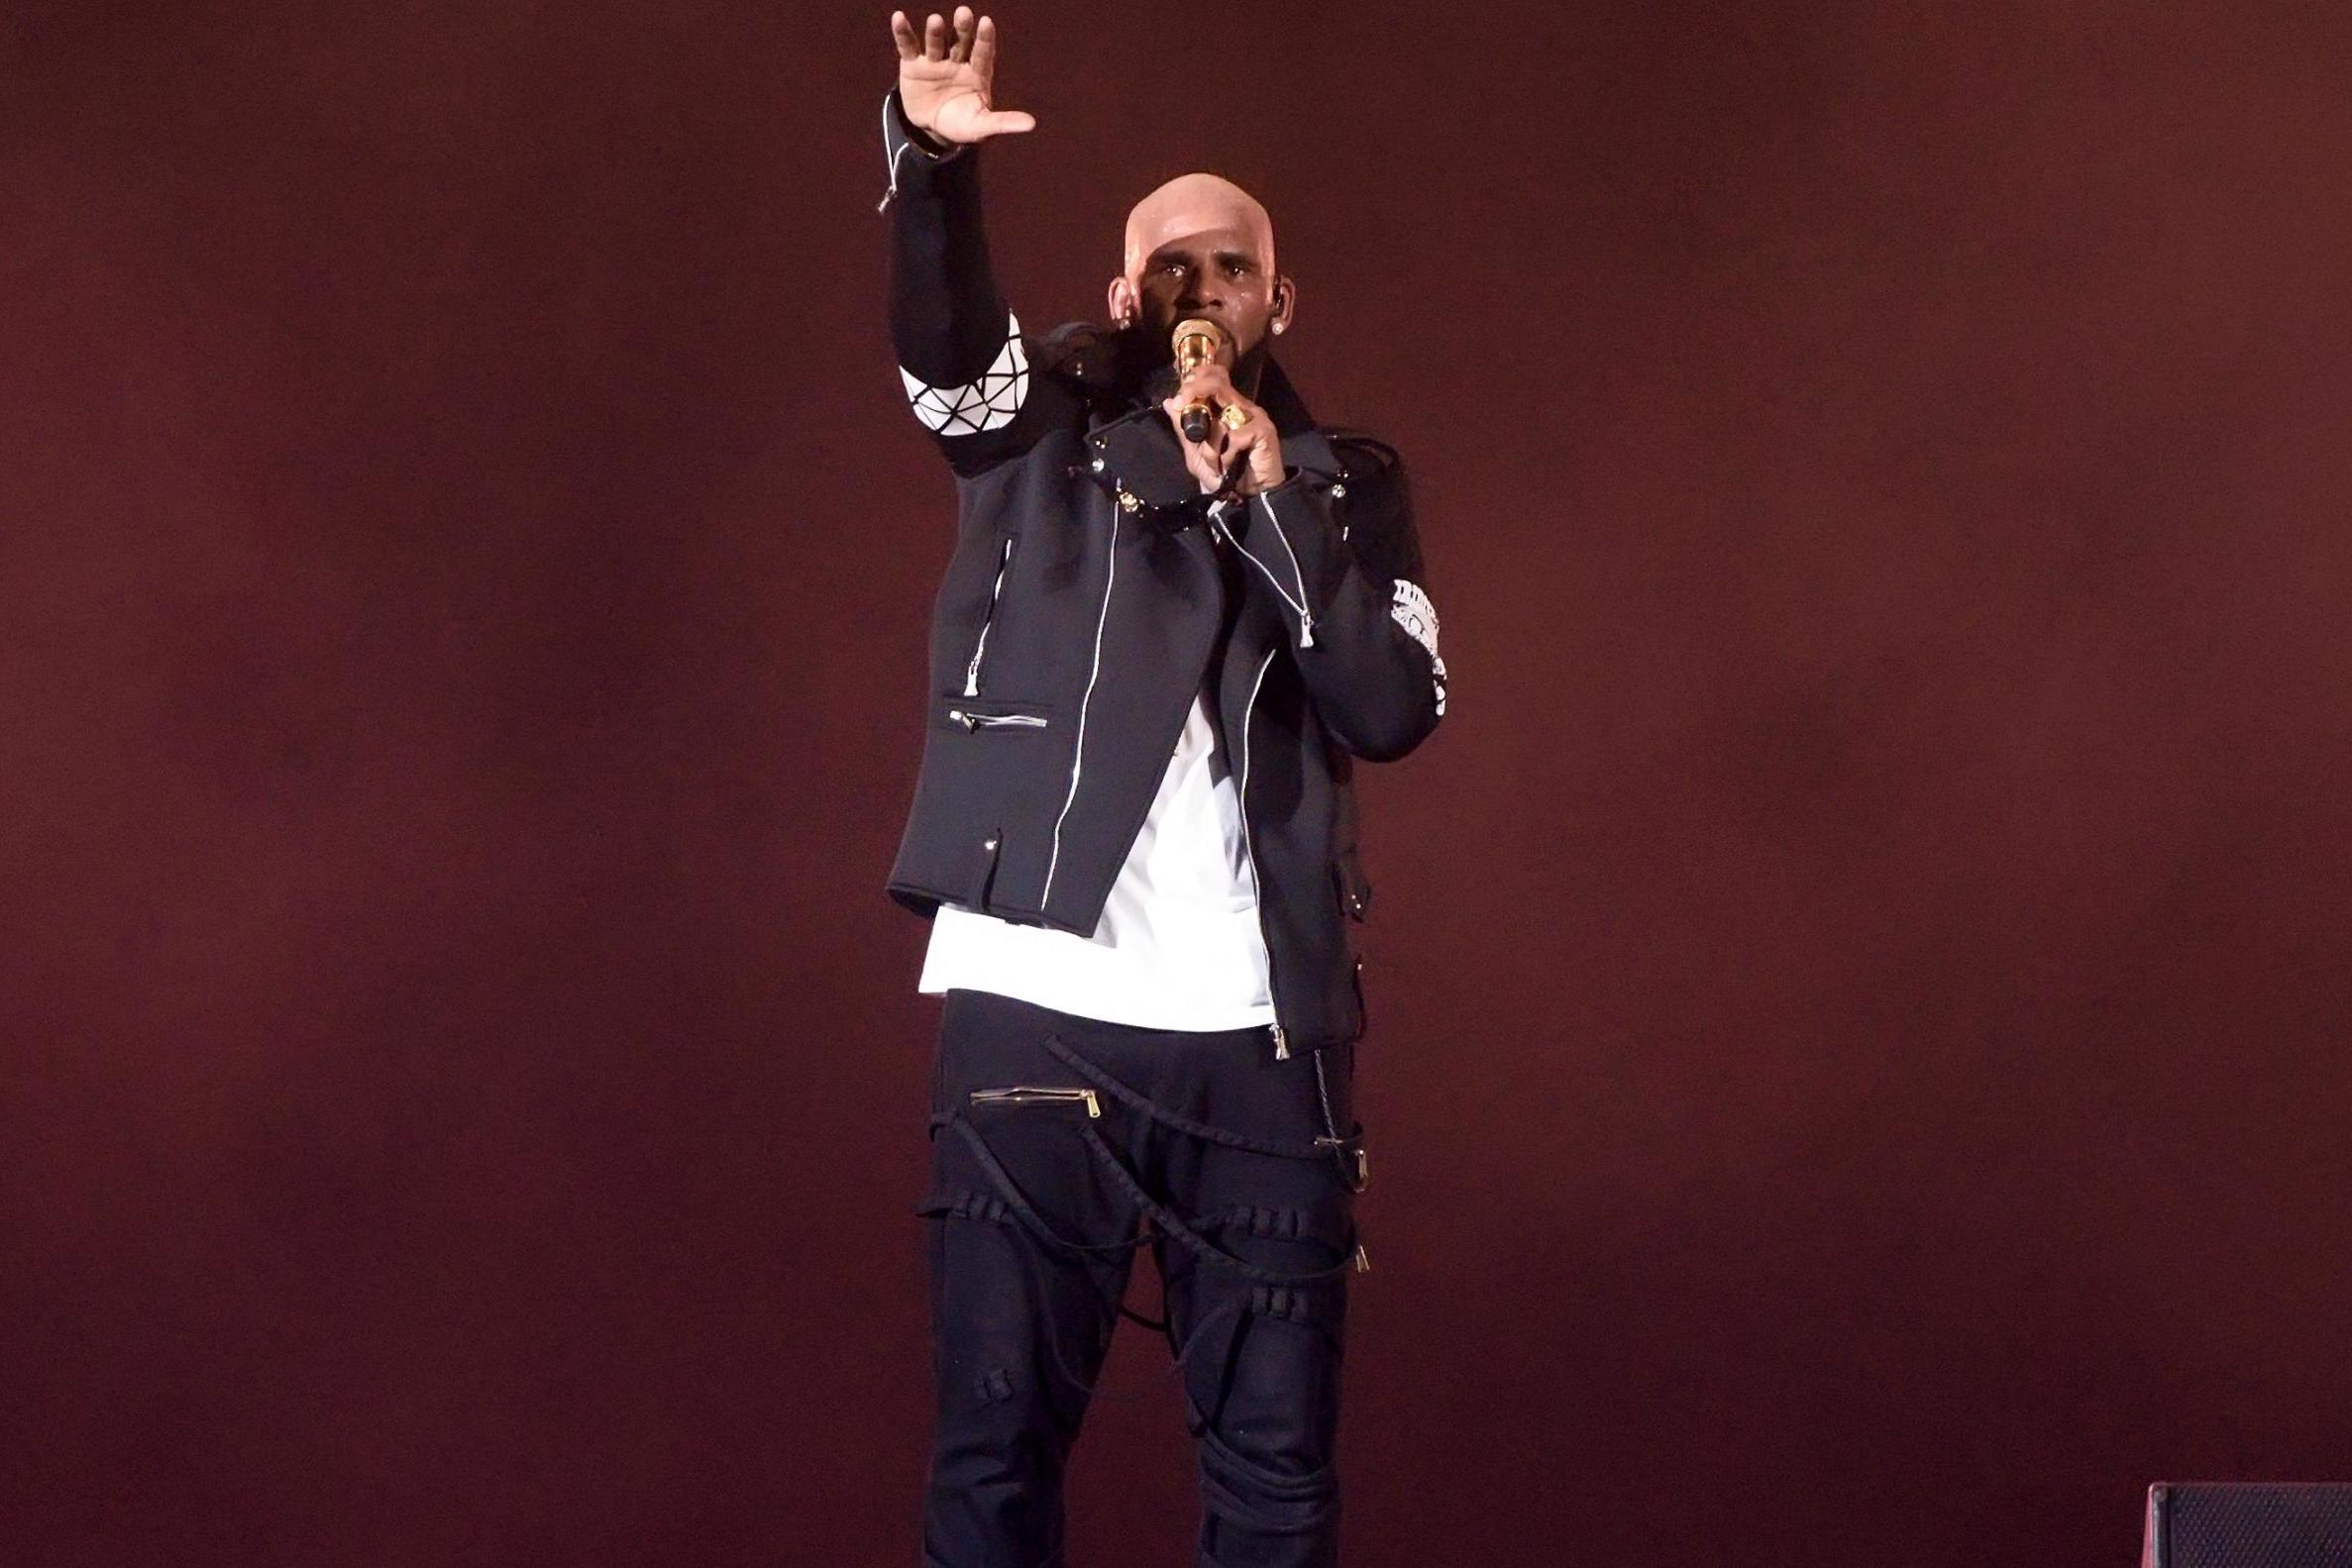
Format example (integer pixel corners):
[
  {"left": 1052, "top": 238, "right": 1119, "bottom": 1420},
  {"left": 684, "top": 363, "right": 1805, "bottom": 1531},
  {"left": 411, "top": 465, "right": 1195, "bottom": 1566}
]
[{"left": 916, "top": 687, "right": 1275, "bottom": 1030}]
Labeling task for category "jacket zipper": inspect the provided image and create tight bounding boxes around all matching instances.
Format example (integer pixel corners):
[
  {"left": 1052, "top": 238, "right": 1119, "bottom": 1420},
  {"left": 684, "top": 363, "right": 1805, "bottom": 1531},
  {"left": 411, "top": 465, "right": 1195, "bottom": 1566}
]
[
  {"left": 1234, "top": 644, "right": 1290, "bottom": 1058},
  {"left": 1255, "top": 493, "right": 1317, "bottom": 648},
  {"left": 876, "top": 93, "right": 909, "bottom": 213},
  {"left": 1041, "top": 490, "right": 1119, "bottom": 908},
  {"left": 961, "top": 534, "right": 1016, "bottom": 696},
  {"left": 969, "top": 1085, "right": 1101, "bottom": 1117},
  {"left": 1211, "top": 505, "right": 1316, "bottom": 650}
]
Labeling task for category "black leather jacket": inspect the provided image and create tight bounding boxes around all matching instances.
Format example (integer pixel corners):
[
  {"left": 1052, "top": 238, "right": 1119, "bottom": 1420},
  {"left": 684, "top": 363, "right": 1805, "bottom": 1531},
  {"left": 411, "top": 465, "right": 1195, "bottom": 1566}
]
[{"left": 876, "top": 90, "right": 1446, "bottom": 1053}]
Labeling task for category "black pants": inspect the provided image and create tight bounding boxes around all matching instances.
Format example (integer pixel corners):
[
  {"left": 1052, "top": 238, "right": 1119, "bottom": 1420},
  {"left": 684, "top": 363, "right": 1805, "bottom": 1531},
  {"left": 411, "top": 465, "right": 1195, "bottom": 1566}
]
[{"left": 916, "top": 989, "right": 1370, "bottom": 1568}]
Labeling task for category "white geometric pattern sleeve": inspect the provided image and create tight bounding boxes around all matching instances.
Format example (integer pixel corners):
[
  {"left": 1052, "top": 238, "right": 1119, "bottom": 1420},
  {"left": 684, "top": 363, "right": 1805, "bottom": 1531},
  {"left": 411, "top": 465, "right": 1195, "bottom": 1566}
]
[
  {"left": 900, "top": 312, "right": 1029, "bottom": 437},
  {"left": 1389, "top": 579, "right": 1446, "bottom": 717}
]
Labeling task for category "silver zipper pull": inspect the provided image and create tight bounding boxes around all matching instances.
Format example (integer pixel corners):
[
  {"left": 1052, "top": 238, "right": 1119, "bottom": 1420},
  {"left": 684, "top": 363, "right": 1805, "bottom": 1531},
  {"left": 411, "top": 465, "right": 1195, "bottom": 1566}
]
[
  {"left": 1271, "top": 1024, "right": 1290, "bottom": 1061},
  {"left": 949, "top": 709, "right": 1047, "bottom": 731}
]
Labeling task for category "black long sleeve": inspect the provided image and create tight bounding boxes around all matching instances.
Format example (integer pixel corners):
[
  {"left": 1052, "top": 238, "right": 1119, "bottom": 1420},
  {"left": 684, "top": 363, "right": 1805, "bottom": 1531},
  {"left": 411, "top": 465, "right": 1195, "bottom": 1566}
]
[
  {"left": 1214, "top": 450, "right": 1446, "bottom": 761},
  {"left": 879, "top": 89, "right": 1048, "bottom": 471}
]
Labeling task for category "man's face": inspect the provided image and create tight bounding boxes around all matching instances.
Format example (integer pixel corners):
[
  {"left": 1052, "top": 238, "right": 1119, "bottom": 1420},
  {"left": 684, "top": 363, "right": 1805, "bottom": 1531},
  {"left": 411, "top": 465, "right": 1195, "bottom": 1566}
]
[
  {"left": 1112, "top": 173, "right": 1290, "bottom": 374},
  {"left": 1129, "top": 225, "right": 1278, "bottom": 362}
]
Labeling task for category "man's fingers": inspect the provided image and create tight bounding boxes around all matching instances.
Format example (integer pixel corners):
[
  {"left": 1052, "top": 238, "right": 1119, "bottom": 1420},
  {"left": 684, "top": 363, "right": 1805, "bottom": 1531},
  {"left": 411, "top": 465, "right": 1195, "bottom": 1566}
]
[
  {"left": 1177, "top": 362, "right": 1235, "bottom": 398},
  {"left": 976, "top": 108, "right": 1034, "bottom": 136},
  {"left": 949, "top": 5, "right": 975, "bottom": 62},
  {"left": 890, "top": 11, "right": 918, "bottom": 60},
  {"left": 1178, "top": 426, "right": 1229, "bottom": 491},
  {"left": 970, "top": 14, "right": 998, "bottom": 80},
  {"left": 1174, "top": 370, "right": 1262, "bottom": 431},
  {"left": 922, "top": 11, "right": 948, "bottom": 58}
]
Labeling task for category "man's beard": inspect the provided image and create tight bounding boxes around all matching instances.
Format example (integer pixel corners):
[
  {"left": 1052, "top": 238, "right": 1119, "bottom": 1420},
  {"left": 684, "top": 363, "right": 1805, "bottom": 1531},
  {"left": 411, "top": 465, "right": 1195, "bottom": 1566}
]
[{"left": 1111, "top": 316, "right": 1269, "bottom": 405}]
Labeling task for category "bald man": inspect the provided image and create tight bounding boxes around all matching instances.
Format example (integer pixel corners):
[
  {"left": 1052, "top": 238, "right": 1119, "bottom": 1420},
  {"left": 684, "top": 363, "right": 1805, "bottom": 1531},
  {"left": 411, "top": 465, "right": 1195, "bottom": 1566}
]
[{"left": 876, "top": 11, "right": 1445, "bottom": 1566}]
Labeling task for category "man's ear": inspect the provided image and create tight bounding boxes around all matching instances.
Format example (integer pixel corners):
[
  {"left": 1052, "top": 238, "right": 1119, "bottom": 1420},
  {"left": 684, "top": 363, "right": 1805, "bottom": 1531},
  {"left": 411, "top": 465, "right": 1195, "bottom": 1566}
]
[
  {"left": 1106, "top": 275, "right": 1138, "bottom": 328},
  {"left": 1271, "top": 273, "right": 1297, "bottom": 335}
]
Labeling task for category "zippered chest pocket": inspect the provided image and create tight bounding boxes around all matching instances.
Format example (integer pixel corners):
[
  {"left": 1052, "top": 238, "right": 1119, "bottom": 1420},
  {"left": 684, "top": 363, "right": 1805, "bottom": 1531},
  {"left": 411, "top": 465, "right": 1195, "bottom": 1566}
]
[{"left": 942, "top": 696, "right": 1051, "bottom": 733}]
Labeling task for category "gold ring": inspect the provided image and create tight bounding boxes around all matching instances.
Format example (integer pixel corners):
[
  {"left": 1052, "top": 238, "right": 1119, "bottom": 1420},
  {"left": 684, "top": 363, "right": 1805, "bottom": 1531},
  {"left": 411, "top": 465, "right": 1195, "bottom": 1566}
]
[{"left": 1220, "top": 403, "right": 1250, "bottom": 432}]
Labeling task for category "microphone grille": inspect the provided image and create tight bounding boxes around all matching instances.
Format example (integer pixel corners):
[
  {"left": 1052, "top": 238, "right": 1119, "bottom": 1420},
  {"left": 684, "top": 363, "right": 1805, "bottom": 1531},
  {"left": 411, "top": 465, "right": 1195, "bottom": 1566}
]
[{"left": 1171, "top": 317, "right": 1226, "bottom": 363}]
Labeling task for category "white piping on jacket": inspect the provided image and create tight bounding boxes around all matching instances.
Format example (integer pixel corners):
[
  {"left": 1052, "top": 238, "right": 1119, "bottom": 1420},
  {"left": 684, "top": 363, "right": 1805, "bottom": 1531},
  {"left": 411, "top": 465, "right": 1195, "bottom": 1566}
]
[
  {"left": 962, "top": 534, "right": 1015, "bottom": 695},
  {"left": 1233, "top": 644, "right": 1288, "bottom": 1057},
  {"left": 1039, "top": 490, "right": 1118, "bottom": 908},
  {"left": 876, "top": 93, "right": 909, "bottom": 212},
  {"left": 1256, "top": 492, "right": 1317, "bottom": 648},
  {"left": 1211, "top": 502, "right": 1316, "bottom": 650}
]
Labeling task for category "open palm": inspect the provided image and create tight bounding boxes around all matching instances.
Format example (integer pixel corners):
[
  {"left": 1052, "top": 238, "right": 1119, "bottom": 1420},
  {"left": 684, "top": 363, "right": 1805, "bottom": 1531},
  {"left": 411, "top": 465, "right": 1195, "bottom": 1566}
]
[{"left": 890, "top": 8, "right": 1035, "bottom": 146}]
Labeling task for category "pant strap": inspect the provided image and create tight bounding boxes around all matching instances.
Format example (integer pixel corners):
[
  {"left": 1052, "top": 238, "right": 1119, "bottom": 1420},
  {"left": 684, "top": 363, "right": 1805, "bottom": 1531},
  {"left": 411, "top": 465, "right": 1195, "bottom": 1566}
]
[{"left": 1038, "top": 1032, "right": 1330, "bottom": 1161}]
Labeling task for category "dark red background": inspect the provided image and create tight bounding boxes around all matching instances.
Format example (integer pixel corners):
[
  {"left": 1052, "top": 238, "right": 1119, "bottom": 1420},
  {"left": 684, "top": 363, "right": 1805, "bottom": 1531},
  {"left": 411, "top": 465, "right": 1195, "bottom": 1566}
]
[{"left": 7, "top": 2, "right": 2350, "bottom": 1563}]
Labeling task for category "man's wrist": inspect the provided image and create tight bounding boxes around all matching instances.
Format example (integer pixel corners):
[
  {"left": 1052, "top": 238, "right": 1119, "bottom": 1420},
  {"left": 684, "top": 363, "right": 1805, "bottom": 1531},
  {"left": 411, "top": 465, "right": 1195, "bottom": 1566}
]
[
  {"left": 904, "top": 116, "right": 954, "bottom": 158},
  {"left": 891, "top": 87, "right": 961, "bottom": 159},
  {"left": 1251, "top": 462, "right": 1303, "bottom": 495}
]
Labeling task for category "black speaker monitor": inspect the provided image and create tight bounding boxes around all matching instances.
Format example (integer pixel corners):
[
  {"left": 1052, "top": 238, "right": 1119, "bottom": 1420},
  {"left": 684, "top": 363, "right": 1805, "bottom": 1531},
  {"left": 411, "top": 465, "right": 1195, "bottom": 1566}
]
[{"left": 2142, "top": 1483, "right": 2352, "bottom": 1568}]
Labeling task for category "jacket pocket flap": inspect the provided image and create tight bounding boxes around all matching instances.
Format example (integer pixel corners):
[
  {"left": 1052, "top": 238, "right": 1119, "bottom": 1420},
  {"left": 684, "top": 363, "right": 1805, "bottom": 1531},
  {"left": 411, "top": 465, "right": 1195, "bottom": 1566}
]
[{"left": 1087, "top": 405, "right": 1208, "bottom": 510}]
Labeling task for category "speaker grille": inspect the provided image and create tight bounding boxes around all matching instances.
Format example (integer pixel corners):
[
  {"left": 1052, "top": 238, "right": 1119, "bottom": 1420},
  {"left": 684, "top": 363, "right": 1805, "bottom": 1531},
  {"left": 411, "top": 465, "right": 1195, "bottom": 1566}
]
[{"left": 2147, "top": 1484, "right": 2352, "bottom": 1568}]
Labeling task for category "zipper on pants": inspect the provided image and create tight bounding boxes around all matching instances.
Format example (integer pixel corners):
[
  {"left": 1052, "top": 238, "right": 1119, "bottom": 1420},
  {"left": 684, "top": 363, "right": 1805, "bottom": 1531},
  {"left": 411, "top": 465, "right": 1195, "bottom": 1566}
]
[{"left": 969, "top": 1085, "right": 1102, "bottom": 1117}]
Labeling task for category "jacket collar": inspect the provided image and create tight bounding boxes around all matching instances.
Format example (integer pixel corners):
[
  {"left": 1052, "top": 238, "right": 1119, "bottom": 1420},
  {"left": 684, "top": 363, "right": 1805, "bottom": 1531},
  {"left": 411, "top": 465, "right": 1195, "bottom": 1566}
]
[{"left": 1086, "top": 352, "right": 1340, "bottom": 524}]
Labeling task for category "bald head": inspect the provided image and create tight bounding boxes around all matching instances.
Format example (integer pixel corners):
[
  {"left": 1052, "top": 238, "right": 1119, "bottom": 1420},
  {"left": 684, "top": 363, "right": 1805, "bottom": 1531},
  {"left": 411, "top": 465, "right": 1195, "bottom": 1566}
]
[
  {"left": 1123, "top": 172, "right": 1275, "bottom": 278},
  {"left": 1106, "top": 170, "right": 1294, "bottom": 376}
]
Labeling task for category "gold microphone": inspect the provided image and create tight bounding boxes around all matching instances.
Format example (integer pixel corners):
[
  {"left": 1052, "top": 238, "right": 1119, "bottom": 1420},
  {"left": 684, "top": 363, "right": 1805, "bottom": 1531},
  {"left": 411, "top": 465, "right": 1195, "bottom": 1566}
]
[{"left": 1172, "top": 317, "right": 1226, "bottom": 443}]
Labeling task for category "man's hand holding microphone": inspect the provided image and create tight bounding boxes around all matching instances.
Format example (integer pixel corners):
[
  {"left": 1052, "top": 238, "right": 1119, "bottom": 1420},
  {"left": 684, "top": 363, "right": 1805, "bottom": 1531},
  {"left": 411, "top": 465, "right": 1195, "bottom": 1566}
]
[{"left": 1162, "top": 320, "right": 1285, "bottom": 500}]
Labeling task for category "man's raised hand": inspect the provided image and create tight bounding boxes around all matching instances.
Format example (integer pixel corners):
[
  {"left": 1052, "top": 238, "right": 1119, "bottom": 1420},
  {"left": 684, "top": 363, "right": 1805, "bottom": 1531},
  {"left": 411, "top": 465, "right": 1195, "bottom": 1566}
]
[{"left": 890, "top": 8, "right": 1035, "bottom": 146}]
